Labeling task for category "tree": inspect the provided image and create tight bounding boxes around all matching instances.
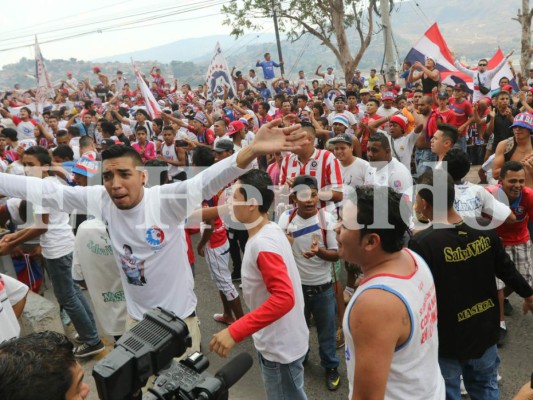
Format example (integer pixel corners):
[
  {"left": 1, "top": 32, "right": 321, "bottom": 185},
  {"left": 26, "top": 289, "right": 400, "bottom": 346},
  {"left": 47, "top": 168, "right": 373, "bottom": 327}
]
[
  {"left": 512, "top": 0, "right": 533, "bottom": 77},
  {"left": 222, "top": 0, "right": 379, "bottom": 83}
]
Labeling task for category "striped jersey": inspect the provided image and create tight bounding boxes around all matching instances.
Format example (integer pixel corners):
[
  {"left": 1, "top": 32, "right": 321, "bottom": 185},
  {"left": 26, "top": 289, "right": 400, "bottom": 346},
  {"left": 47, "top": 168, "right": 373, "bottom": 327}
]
[{"left": 279, "top": 149, "right": 343, "bottom": 208}]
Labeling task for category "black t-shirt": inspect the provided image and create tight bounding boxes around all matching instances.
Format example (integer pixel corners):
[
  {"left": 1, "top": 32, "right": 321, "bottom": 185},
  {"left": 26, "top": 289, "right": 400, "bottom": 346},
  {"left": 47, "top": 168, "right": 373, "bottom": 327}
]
[
  {"left": 409, "top": 221, "right": 533, "bottom": 359},
  {"left": 490, "top": 108, "right": 517, "bottom": 150},
  {"left": 95, "top": 88, "right": 109, "bottom": 102}
]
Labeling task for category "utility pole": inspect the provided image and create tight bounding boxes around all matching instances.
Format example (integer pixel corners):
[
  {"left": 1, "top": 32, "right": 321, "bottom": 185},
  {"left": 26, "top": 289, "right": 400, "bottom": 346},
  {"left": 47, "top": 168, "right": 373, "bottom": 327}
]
[
  {"left": 380, "top": 0, "right": 396, "bottom": 83},
  {"left": 271, "top": 0, "right": 285, "bottom": 75}
]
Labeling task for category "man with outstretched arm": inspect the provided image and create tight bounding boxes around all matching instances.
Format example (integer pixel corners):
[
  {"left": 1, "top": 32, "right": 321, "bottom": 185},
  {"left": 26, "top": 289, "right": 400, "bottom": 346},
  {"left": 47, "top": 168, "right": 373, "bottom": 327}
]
[{"left": 0, "top": 120, "right": 308, "bottom": 356}]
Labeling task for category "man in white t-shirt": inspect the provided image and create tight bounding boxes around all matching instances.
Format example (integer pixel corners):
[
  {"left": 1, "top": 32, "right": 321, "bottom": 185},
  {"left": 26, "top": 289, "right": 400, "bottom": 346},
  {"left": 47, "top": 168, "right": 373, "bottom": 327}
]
[
  {"left": 377, "top": 92, "right": 400, "bottom": 134},
  {"left": 0, "top": 273, "right": 28, "bottom": 344},
  {"left": 330, "top": 134, "right": 369, "bottom": 192},
  {"left": 0, "top": 121, "right": 308, "bottom": 362},
  {"left": 386, "top": 114, "right": 417, "bottom": 170},
  {"left": 443, "top": 148, "right": 513, "bottom": 224},
  {"left": 0, "top": 107, "right": 37, "bottom": 141},
  {"left": 0, "top": 146, "right": 103, "bottom": 358},
  {"left": 364, "top": 132, "right": 413, "bottom": 201},
  {"left": 327, "top": 96, "right": 357, "bottom": 130},
  {"left": 316, "top": 65, "right": 335, "bottom": 86}
]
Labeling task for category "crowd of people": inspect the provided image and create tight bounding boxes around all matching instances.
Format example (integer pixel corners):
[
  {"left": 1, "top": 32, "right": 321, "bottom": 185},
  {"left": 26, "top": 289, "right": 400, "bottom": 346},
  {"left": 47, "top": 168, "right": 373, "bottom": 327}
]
[{"left": 0, "top": 50, "right": 533, "bottom": 400}]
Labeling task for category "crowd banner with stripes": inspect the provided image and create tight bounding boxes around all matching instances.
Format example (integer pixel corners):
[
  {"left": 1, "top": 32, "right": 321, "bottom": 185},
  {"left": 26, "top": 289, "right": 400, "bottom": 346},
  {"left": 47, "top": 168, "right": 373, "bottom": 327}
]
[{"left": 206, "top": 42, "right": 236, "bottom": 101}]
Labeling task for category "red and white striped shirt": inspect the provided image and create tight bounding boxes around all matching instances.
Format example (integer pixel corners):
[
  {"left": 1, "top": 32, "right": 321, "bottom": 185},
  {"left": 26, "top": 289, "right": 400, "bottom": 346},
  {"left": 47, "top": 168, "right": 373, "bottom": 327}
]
[{"left": 279, "top": 149, "right": 343, "bottom": 207}]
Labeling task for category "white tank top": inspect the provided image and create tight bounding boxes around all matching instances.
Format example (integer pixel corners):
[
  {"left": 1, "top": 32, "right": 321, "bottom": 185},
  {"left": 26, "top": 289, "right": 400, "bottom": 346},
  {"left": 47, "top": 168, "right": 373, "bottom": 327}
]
[
  {"left": 324, "top": 73, "right": 335, "bottom": 86},
  {"left": 161, "top": 142, "right": 183, "bottom": 177},
  {"left": 343, "top": 249, "right": 445, "bottom": 400}
]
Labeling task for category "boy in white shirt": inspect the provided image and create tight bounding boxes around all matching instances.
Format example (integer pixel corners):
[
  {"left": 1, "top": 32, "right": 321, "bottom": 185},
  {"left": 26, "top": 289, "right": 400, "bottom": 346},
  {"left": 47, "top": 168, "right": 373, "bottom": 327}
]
[
  {"left": 210, "top": 169, "right": 309, "bottom": 400},
  {"left": 0, "top": 146, "right": 103, "bottom": 358},
  {"left": 278, "top": 175, "right": 341, "bottom": 391}
]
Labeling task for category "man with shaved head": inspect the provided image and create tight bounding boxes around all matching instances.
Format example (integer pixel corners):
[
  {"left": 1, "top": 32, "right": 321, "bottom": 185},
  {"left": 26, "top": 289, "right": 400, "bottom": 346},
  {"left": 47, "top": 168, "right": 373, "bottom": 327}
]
[{"left": 414, "top": 95, "right": 446, "bottom": 175}]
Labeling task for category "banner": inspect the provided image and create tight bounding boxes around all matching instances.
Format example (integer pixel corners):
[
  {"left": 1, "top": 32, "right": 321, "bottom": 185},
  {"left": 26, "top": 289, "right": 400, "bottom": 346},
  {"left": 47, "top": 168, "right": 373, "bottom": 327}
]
[
  {"left": 134, "top": 67, "right": 161, "bottom": 119},
  {"left": 404, "top": 23, "right": 518, "bottom": 92},
  {"left": 206, "top": 42, "right": 236, "bottom": 100},
  {"left": 34, "top": 36, "right": 55, "bottom": 104}
]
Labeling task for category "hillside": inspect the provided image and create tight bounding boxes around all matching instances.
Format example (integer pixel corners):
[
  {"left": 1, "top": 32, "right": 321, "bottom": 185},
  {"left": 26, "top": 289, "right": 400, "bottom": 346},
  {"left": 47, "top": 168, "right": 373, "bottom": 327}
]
[{"left": 0, "top": 0, "right": 523, "bottom": 89}]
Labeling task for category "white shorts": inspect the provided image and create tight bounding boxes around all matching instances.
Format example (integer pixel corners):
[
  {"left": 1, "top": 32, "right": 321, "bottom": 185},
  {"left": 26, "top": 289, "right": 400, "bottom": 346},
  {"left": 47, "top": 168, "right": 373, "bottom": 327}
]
[{"left": 205, "top": 241, "right": 239, "bottom": 301}]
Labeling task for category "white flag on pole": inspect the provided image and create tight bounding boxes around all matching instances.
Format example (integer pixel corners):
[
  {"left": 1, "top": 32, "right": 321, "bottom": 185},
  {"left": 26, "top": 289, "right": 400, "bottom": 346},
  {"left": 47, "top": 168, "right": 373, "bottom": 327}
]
[
  {"left": 206, "top": 42, "right": 236, "bottom": 100},
  {"left": 34, "top": 36, "right": 54, "bottom": 104},
  {"left": 134, "top": 66, "right": 161, "bottom": 119}
]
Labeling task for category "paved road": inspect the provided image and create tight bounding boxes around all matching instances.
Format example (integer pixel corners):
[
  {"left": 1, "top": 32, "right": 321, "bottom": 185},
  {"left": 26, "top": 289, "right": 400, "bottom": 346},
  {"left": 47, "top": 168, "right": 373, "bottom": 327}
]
[{"left": 76, "top": 239, "right": 533, "bottom": 400}]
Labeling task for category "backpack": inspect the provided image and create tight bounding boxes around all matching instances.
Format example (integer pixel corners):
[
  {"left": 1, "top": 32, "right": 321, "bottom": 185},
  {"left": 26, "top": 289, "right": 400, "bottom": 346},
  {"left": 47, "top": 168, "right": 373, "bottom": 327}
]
[{"left": 477, "top": 73, "right": 491, "bottom": 95}]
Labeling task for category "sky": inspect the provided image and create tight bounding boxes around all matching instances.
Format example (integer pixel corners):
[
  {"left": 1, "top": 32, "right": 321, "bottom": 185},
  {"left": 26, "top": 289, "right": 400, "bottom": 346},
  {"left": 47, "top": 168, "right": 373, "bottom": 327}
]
[{"left": 0, "top": 0, "right": 254, "bottom": 67}]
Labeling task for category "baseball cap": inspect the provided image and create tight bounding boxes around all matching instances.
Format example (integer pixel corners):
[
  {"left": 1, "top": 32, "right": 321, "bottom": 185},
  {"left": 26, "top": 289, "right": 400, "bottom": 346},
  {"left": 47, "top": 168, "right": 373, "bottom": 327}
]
[
  {"left": 334, "top": 96, "right": 346, "bottom": 103},
  {"left": 501, "top": 85, "right": 514, "bottom": 93},
  {"left": 510, "top": 112, "right": 533, "bottom": 131},
  {"left": 238, "top": 118, "right": 249, "bottom": 126},
  {"left": 101, "top": 138, "right": 116, "bottom": 147},
  {"left": 359, "top": 88, "right": 370, "bottom": 94},
  {"left": 390, "top": 115, "right": 408, "bottom": 131},
  {"left": 329, "top": 134, "right": 353, "bottom": 146},
  {"left": 193, "top": 112, "right": 208, "bottom": 126},
  {"left": 437, "top": 91, "right": 449, "bottom": 99},
  {"left": 226, "top": 120, "right": 245, "bottom": 136},
  {"left": 425, "top": 56, "right": 436, "bottom": 64},
  {"left": 291, "top": 175, "right": 318, "bottom": 193},
  {"left": 214, "top": 139, "right": 234, "bottom": 152},
  {"left": 332, "top": 114, "right": 350, "bottom": 128},
  {"left": 382, "top": 91, "right": 396, "bottom": 101},
  {"left": 72, "top": 151, "right": 99, "bottom": 177},
  {"left": 327, "top": 65, "right": 334, "bottom": 70}
]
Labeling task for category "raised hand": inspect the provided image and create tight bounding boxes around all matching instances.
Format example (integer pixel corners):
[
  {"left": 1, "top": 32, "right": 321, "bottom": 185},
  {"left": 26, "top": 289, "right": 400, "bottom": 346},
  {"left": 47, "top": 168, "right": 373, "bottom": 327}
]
[{"left": 249, "top": 119, "right": 309, "bottom": 155}]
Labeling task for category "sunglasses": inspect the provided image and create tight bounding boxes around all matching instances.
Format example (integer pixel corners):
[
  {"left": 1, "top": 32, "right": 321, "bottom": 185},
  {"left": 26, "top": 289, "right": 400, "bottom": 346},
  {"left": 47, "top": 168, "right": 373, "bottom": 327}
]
[{"left": 478, "top": 63, "right": 487, "bottom": 67}]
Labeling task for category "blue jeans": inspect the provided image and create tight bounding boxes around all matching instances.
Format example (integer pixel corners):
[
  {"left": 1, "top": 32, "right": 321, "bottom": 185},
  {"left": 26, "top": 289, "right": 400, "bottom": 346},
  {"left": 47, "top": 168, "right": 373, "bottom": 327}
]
[
  {"left": 303, "top": 284, "right": 339, "bottom": 369},
  {"left": 415, "top": 148, "right": 437, "bottom": 176},
  {"left": 439, "top": 345, "right": 500, "bottom": 400},
  {"left": 453, "top": 136, "right": 467, "bottom": 153},
  {"left": 258, "top": 352, "right": 307, "bottom": 400},
  {"left": 46, "top": 253, "right": 100, "bottom": 346}
]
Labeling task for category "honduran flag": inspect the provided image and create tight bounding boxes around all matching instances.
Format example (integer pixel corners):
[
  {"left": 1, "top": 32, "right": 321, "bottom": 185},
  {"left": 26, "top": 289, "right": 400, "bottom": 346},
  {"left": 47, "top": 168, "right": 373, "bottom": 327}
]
[
  {"left": 134, "top": 66, "right": 161, "bottom": 119},
  {"left": 404, "top": 23, "right": 517, "bottom": 92}
]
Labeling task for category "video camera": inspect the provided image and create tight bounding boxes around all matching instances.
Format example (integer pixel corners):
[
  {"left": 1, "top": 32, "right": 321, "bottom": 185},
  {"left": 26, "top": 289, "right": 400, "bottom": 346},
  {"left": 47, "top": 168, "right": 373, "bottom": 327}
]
[{"left": 93, "top": 308, "right": 253, "bottom": 400}]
